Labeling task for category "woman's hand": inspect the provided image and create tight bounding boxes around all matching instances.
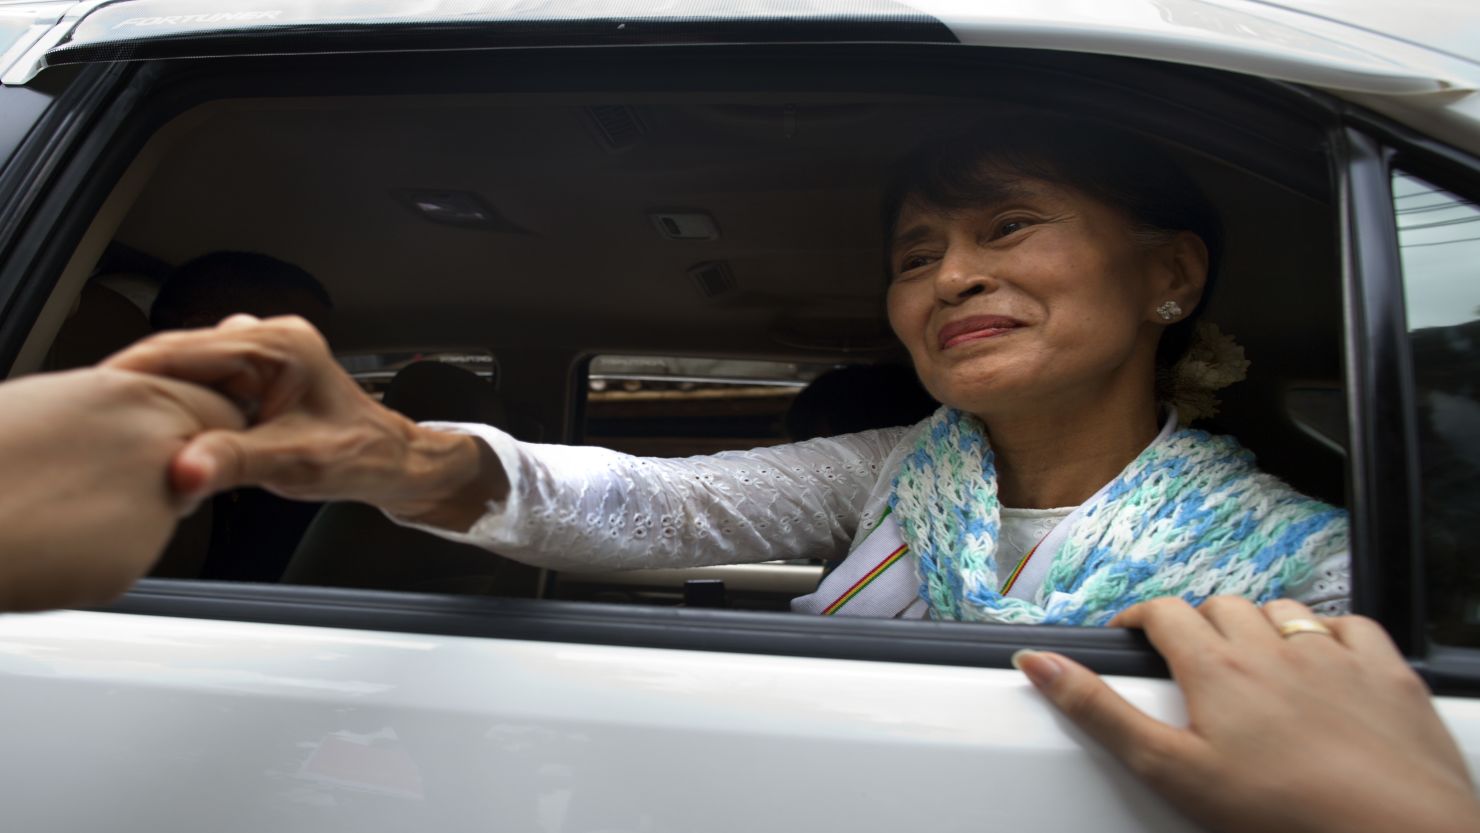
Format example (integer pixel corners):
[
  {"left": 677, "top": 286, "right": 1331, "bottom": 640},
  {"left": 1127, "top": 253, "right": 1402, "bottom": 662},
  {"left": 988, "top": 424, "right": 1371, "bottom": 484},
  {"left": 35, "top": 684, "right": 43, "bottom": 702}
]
[
  {"left": 102, "top": 315, "right": 505, "bottom": 529},
  {"left": 1014, "top": 597, "right": 1480, "bottom": 833},
  {"left": 0, "top": 367, "right": 244, "bottom": 611}
]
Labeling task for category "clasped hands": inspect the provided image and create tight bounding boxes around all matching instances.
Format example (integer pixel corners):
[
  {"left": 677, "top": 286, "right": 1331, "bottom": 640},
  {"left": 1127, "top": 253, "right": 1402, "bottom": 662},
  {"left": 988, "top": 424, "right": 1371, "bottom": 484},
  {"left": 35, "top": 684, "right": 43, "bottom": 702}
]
[
  {"left": 13, "top": 314, "right": 1476, "bottom": 833},
  {"left": 2, "top": 314, "right": 487, "bottom": 611}
]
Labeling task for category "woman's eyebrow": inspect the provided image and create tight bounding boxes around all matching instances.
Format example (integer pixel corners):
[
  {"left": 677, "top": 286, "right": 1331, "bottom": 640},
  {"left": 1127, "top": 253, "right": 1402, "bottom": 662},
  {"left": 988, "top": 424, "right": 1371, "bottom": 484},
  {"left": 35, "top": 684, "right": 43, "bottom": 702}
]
[
  {"left": 891, "top": 223, "right": 936, "bottom": 252},
  {"left": 890, "top": 181, "right": 1055, "bottom": 253}
]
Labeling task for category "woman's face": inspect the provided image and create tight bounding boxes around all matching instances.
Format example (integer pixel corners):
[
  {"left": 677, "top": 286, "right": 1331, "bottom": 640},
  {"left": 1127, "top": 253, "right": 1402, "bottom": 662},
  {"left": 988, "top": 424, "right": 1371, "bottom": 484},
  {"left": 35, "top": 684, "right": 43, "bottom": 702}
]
[{"left": 886, "top": 175, "right": 1202, "bottom": 418}]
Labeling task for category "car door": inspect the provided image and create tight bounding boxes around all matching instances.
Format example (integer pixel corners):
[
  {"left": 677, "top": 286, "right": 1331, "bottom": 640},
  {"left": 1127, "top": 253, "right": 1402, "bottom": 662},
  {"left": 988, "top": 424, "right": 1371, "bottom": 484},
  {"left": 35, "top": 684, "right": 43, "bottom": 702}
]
[{"left": 0, "top": 4, "right": 1476, "bottom": 833}]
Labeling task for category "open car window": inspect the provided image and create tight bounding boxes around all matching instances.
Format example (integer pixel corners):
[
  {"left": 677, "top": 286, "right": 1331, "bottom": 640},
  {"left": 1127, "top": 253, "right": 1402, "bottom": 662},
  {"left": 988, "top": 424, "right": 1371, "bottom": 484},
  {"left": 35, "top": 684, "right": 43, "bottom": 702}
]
[{"left": 0, "top": 39, "right": 1368, "bottom": 673}]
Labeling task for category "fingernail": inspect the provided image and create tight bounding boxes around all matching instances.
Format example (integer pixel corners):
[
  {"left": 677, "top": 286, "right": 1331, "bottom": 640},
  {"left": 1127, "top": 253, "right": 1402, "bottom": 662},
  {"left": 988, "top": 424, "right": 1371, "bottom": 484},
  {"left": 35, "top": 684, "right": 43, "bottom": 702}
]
[{"left": 1011, "top": 649, "right": 1064, "bottom": 688}]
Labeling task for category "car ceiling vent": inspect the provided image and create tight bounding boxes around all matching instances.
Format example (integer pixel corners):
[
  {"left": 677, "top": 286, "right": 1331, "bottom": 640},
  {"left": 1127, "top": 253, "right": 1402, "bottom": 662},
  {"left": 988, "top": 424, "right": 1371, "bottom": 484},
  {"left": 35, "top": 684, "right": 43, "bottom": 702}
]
[
  {"left": 586, "top": 105, "right": 645, "bottom": 151},
  {"left": 688, "top": 261, "right": 737, "bottom": 299},
  {"left": 651, "top": 211, "right": 720, "bottom": 241}
]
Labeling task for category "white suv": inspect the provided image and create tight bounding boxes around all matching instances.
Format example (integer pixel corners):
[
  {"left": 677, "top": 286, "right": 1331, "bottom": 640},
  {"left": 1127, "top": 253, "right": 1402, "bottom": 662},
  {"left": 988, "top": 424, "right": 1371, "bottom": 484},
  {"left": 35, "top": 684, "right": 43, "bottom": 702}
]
[{"left": 0, "top": 2, "right": 1477, "bottom": 831}]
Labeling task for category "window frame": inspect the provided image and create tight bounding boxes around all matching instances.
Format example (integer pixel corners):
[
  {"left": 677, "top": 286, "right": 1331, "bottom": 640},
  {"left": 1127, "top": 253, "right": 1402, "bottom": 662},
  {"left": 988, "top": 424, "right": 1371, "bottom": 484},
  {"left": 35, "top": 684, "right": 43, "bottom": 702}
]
[
  {"left": 0, "top": 43, "right": 1400, "bottom": 683},
  {"left": 1339, "top": 108, "right": 1480, "bottom": 695}
]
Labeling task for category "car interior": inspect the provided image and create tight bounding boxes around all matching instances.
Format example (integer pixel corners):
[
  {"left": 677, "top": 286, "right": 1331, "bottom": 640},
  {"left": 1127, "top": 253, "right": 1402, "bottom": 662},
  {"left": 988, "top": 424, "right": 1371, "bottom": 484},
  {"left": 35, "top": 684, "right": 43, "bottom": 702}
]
[{"left": 8, "top": 48, "right": 1351, "bottom": 615}]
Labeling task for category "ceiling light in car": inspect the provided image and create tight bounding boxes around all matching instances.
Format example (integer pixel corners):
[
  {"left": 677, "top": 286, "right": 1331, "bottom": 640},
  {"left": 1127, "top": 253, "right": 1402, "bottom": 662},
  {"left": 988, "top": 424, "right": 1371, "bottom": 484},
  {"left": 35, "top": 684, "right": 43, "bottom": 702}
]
[{"left": 392, "top": 188, "right": 532, "bottom": 233}]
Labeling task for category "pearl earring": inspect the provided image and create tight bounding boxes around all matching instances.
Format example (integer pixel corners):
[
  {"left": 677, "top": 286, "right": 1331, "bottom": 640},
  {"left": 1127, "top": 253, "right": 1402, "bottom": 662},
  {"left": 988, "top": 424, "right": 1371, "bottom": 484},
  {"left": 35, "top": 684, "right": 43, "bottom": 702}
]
[{"left": 1157, "top": 301, "right": 1183, "bottom": 322}]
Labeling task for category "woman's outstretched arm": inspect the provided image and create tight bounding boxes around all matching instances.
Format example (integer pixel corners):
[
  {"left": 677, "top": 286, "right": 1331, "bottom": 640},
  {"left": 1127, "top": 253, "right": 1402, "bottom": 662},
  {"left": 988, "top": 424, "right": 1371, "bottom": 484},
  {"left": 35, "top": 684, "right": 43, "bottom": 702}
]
[
  {"left": 104, "top": 314, "right": 903, "bottom": 570},
  {"left": 1013, "top": 597, "right": 1480, "bottom": 833}
]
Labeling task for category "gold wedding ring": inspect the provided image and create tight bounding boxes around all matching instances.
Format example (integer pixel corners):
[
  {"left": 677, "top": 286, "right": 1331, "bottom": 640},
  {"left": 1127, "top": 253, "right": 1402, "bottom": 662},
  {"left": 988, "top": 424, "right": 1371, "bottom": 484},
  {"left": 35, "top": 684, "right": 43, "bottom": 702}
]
[{"left": 1277, "top": 618, "right": 1334, "bottom": 639}]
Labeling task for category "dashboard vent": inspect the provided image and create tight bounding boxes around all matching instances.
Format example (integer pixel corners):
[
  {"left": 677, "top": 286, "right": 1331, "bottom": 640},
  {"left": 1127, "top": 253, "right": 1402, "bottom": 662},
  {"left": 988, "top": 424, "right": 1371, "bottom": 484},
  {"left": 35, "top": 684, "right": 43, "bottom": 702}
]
[
  {"left": 586, "top": 105, "right": 646, "bottom": 151},
  {"left": 688, "top": 261, "right": 737, "bottom": 299}
]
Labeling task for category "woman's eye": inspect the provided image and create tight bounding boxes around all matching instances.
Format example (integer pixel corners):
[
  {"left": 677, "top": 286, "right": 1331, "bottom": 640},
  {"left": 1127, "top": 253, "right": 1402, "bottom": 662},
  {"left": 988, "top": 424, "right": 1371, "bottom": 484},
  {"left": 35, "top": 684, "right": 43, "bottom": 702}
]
[
  {"left": 995, "top": 219, "right": 1030, "bottom": 239},
  {"left": 897, "top": 254, "right": 934, "bottom": 273}
]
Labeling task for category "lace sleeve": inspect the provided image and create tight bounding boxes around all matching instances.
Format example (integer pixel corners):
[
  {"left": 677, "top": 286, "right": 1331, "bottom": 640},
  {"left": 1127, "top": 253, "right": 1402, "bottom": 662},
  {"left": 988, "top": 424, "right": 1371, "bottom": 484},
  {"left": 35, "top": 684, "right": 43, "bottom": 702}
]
[{"left": 388, "top": 421, "right": 909, "bottom": 571}]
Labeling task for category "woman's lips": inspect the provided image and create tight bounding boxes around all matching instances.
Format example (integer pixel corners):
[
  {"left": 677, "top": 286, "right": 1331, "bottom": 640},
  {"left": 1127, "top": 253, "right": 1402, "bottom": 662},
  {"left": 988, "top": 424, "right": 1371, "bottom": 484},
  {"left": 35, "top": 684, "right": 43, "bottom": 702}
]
[{"left": 937, "top": 315, "right": 1025, "bottom": 350}]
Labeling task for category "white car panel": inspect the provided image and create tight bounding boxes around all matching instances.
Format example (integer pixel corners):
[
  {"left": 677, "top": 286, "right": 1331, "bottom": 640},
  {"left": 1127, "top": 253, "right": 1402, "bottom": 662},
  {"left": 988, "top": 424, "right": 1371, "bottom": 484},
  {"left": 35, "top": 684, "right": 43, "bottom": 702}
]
[
  {"left": 3, "top": 610, "right": 1478, "bottom": 832},
  {"left": 0, "top": 609, "right": 1185, "bottom": 831},
  {"left": 913, "top": 0, "right": 1472, "bottom": 94},
  {"left": 1252, "top": 0, "right": 1480, "bottom": 65},
  {"left": 0, "top": 2, "right": 66, "bottom": 73}
]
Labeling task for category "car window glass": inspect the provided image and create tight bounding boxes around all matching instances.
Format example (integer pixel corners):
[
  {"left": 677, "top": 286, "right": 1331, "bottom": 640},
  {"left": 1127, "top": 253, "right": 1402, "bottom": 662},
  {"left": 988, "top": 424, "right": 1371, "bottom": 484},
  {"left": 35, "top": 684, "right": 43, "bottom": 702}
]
[{"left": 1392, "top": 170, "right": 1480, "bottom": 647}]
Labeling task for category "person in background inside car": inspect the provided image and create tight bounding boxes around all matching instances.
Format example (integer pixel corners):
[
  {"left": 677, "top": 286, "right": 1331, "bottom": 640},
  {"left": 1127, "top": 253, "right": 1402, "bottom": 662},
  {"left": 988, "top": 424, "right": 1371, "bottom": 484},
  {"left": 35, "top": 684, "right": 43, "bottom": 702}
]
[
  {"left": 0, "top": 366, "right": 242, "bottom": 612},
  {"left": 151, "top": 250, "right": 332, "bottom": 333},
  {"left": 104, "top": 117, "right": 1349, "bottom": 625},
  {"left": 151, "top": 250, "right": 333, "bottom": 582}
]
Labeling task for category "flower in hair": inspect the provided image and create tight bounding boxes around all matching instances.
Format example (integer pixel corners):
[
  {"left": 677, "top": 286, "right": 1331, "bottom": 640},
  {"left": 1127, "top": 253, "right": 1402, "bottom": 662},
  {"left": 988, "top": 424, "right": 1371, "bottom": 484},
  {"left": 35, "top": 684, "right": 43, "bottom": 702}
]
[{"left": 1167, "top": 321, "right": 1250, "bottom": 424}]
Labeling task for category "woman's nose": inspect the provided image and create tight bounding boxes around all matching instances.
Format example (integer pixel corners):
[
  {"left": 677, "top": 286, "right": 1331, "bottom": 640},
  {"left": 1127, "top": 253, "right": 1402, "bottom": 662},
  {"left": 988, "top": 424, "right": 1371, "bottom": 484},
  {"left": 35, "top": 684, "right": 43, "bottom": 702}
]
[{"left": 934, "top": 247, "right": 994, "bottom": 303}]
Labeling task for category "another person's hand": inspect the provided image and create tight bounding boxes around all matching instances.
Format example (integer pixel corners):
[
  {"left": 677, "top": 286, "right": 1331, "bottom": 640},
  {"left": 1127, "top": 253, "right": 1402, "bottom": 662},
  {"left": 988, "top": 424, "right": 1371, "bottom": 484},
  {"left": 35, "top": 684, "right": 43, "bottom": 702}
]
[
  {"left": 0, "top": 367, "right": 244, "bottom": 611},
  {"left": 102, "top": 315, "right": 504, "bottom": 529},
  {"left": 1013, "top": 597, "right": 1480, "bottom": 833}
]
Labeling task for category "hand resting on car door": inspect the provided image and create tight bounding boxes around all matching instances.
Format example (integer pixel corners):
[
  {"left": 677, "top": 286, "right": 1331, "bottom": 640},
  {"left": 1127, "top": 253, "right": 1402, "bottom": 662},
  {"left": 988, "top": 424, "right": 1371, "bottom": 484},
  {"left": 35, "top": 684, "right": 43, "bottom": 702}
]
[{"left": 1015, "top": 597, "right": 1480, "bottom": 833}]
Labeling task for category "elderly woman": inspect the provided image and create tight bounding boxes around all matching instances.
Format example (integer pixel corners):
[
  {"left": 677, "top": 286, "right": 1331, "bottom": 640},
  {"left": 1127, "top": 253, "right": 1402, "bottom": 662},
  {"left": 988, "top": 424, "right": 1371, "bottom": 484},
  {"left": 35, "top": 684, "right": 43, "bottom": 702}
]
[{"left": 109, "top": 117, "right": 1349, "bottom": 625}]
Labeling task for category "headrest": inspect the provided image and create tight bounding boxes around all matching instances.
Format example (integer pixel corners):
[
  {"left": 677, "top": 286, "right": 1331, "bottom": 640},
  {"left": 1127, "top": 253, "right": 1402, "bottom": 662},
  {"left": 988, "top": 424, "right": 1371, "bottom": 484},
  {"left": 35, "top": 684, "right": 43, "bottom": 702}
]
[{"left": 382, "top": 360, "right": 506, "bottom": 426}]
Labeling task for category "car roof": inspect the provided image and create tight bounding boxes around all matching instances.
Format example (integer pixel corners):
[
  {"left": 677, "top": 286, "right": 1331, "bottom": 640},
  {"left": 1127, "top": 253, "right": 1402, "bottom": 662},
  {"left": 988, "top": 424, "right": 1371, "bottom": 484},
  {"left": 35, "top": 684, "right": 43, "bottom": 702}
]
[
  {"left": 1254, "top": 0, "right": 1480, "bottom": 67},
  {"left": 2, "top": 0, "right": 1477, "bottom": 151},
  {"left": 0, "top": 1, "right": 1472, "bottom": 87}
]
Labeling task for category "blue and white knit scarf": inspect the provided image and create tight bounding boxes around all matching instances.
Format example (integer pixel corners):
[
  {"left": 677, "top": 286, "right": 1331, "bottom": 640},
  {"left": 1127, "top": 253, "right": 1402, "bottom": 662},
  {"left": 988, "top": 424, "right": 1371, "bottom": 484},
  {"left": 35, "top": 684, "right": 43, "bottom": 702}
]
[{"left": 890, "top": 407, "right": 1348, "bottom": 626}]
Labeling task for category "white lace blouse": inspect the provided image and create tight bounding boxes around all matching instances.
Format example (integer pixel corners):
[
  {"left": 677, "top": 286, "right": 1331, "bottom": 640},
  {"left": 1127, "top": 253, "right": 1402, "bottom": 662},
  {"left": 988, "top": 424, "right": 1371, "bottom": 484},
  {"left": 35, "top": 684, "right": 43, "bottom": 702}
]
[{"left": 393, "top": 420, "right": 1351, "bottom": 616}]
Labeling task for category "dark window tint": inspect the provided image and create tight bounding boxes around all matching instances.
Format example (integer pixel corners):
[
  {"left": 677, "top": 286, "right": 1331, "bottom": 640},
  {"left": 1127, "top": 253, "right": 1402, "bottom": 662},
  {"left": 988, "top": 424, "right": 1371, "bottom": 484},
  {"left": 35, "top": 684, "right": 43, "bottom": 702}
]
[{"left": 1393, "top": 170, "right": 1480, "bottom": 646}]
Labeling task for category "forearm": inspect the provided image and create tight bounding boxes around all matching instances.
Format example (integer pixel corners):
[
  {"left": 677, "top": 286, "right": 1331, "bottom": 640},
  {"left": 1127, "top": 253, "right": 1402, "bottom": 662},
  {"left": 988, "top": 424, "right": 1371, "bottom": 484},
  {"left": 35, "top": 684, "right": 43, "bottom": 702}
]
[
  {"left": 0, "top": 369, "right": 244, "bottom": 612},
  {"left": 0, "top": 459, "right": 171, "bottom": 612},
  {"left": 387, "top": 425, "right": 900, "bottom": 571}
]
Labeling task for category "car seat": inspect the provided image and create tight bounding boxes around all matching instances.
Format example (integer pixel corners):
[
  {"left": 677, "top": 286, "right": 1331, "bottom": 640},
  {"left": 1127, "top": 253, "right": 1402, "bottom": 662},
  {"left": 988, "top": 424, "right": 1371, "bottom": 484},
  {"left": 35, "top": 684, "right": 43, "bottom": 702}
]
[{"left": 44, "top": 280, "right": 152, "bottom": 370}]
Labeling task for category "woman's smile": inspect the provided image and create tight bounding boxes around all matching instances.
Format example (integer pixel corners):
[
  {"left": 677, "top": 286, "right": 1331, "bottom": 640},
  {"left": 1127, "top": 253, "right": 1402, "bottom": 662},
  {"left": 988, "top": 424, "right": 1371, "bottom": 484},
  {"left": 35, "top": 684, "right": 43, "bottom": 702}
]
[{"left": 937, "top": 315, "right": 1026, "bottom": 350}]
